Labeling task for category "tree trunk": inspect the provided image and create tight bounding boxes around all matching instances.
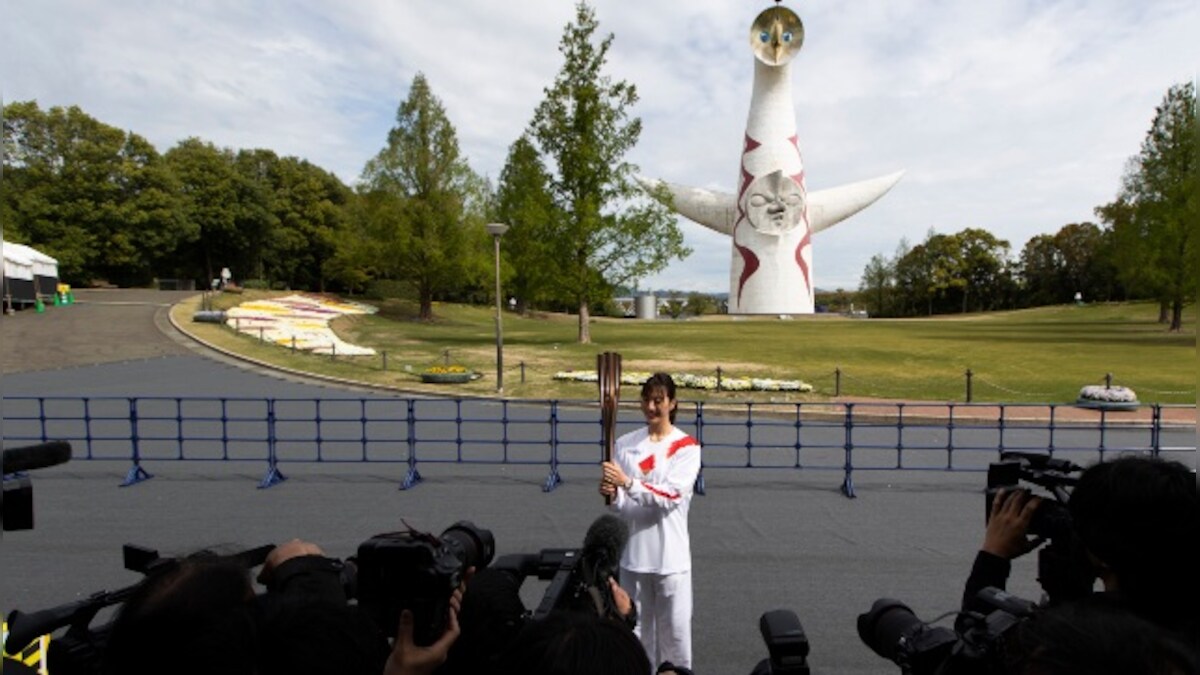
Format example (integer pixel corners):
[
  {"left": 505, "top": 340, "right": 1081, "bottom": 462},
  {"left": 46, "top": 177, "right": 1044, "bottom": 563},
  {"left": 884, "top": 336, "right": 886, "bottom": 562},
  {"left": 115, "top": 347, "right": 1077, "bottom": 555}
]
[
  {"left": 419, "top": 284, "right": 433, "bottom": 321},
  {"left": 578, "top": 299, "right": 591, "bottom": 344},
  {"left": 1170, "top": 299, "right": 1183, "bottom": 331},
  {"left": 1158, "top": 300, "right": 1169, "bottom": 323}
]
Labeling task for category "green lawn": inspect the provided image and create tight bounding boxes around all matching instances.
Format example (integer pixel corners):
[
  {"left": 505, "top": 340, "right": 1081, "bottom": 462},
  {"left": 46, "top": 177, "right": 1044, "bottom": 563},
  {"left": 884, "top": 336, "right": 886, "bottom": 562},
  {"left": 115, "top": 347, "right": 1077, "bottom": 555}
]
[{"left": 175, "top": 293, "right": 1196, "bottom": 404}]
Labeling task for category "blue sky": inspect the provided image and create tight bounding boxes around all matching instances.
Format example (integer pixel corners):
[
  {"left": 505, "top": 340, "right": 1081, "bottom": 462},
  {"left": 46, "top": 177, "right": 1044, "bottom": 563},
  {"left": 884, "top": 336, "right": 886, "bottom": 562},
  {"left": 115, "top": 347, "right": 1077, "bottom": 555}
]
[{"left": 2, "top": 1, "right": 1196, "bottom": 292}]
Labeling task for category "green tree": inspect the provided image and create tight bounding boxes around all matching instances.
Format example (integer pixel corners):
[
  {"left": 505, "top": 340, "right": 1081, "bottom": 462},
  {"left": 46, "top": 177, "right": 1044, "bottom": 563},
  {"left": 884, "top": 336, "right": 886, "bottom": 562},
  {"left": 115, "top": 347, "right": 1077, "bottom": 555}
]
[
  {"left": 494, "top": 134, "right": 558, "bottom": 314},
  {"left": 2, "top": 101, "right": 189, "bottom": 285},
  {"left": 1018, "top": 233, "right": 1063, "bottom": 306},
  {"left": 858, "top": 253, "right": 894, "bottom": 317},
  {"left": 685, "top": 291, "right": 717, "bottom": 317},
  {"left": 361, "top": 72, "right": 483, "bottom": 320},
  {"left": 529, "top": 1, "right": 689, "bottom": 343},
  {"left": 261, "top": 156, "right": 351, "bottom": 291},
  {"left": 164, "top": 138, "right": 263, "bottom": 284},
  {"left": 1097, "top": 82, "right": 1196, "bottom": 331},
  {"left": 956, "top": 227, "right": 1012, "bottom": 313}
]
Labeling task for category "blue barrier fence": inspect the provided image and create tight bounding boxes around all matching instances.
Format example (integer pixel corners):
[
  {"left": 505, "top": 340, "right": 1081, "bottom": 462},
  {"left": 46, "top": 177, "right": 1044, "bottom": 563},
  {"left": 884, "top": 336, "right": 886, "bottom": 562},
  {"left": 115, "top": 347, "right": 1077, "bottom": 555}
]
[{"left": 3, "top": 396, "right": 1194, "bottom": 497}]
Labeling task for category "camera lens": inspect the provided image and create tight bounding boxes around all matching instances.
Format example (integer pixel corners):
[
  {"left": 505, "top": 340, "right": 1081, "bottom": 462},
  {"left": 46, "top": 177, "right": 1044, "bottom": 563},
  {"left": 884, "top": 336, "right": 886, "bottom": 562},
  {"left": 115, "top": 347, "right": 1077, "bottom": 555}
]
[
  {"left": 440, "top": 521, "right": 496, "bottom": 570},
  {"left": 856, "top": 598, "right": 924, "bottom": 662}
]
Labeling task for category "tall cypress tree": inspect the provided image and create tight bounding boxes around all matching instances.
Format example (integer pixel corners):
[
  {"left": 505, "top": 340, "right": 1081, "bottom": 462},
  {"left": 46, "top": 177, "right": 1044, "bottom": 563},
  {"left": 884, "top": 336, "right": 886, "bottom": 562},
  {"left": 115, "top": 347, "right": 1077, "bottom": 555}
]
[
  {"left": 530, "top": 1, "right": 688, "bottom": 343},
  {"left": 362, "top": 73, "right": 483, "bottom": 319},
  {"left": 1098, "top": 82, "right": 1196, "bottom": 331}
]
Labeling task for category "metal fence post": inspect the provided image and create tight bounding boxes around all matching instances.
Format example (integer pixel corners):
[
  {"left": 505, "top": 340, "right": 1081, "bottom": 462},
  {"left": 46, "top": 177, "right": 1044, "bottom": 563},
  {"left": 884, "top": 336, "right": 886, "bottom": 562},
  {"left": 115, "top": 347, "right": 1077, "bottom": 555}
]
[
  {"left": 401, "top": 399, "right": 422, "bottom": 490},
  {"left": 121, "top": 398, "right": 152, "bottom": 487},
  {"left": 259, "top": 398, "right": 286, "bottom": 488},
  {"left": 835, "top": 367, "right": 842, "bottom": 397},
  {"left": 543, "top": 401, "right": 563, "bottom": 492},
  {"left": 694, "top": 401, "right": 706, "bottom": 495},
  {"left": 840, "top": 403, "right": 856, "bottom": 498},
  {"left": 965, "top": 369, "right": 973, "bottom": 403}
]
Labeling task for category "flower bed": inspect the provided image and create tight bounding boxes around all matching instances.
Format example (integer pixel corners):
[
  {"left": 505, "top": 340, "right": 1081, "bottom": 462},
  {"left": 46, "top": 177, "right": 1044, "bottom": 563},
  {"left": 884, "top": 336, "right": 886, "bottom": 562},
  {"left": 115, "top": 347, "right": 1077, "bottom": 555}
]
[
  {"left": 420, "top": 365, "right": 478, "bottom": 384},
  {"left": 552, "top": 370, "right": 813, "bottom": 393},
  {"left": 1076, "top": 385, "right": 1139, "bottom": 410}
]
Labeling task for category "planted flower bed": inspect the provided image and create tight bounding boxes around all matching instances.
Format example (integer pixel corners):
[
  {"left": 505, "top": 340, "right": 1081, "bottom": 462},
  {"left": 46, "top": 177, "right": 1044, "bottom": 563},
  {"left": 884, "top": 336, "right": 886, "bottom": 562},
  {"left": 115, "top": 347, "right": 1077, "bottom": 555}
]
[
  {"left": 1076, "top": 385, "right": 1140, "bottom": 411},
  {"left": 553, "top": 370, "right": 813, "bottom": 393},
  {"left": 420, "top": 366, "right": 478, "bottom": 384}
]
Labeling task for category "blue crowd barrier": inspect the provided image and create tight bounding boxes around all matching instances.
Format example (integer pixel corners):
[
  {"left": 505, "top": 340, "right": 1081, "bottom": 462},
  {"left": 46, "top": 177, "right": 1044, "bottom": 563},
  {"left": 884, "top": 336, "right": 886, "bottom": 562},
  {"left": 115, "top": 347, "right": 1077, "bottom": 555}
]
[{"left": 3, "top": 396, "right": 1194, "bottom": 496}]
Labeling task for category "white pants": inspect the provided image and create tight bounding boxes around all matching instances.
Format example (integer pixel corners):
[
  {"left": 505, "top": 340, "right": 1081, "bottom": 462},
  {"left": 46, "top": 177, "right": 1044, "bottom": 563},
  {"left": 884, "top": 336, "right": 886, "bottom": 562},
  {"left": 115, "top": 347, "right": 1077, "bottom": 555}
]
[{"left": 620, "top": 568, "right": 693, "bottom": 671}]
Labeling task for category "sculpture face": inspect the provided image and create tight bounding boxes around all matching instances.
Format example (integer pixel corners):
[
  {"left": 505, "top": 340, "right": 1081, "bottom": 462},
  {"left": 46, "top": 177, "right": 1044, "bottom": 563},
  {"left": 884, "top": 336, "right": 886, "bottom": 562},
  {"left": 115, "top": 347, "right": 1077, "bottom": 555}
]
[
  {"left": 745, "top": 171, "right": 805, "bottom": 236},
  {"left": 750, "top": 6, "right": 804, "bottom": 66}
]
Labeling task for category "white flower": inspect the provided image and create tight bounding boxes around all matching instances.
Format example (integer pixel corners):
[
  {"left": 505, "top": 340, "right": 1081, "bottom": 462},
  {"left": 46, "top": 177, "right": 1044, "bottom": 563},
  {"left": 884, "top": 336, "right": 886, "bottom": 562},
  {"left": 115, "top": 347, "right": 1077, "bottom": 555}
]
[
  {"left": 552, "top": 370, "right": 813, "bottom": 393},
  {"left": 1078, "top": 385, "right": 1138, "bottom": 403}
]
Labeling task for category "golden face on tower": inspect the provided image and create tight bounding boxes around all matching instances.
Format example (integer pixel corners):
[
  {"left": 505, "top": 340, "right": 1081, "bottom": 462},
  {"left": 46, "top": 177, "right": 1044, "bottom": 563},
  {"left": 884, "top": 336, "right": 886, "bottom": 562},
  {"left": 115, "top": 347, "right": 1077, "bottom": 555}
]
[{"left": 750, "top": 6, "right": 804, "bottom": 66}]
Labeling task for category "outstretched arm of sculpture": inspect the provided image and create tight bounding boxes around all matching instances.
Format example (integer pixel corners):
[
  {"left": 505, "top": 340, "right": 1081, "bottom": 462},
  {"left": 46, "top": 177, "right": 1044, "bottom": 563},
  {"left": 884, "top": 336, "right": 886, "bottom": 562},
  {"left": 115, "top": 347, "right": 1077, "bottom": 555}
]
[
  {"left": 808, "top": 170, "right": 905, "bottom": 234},
  {"left": 636, "top": 169, "right": 904, "bottom": 237},
  {"left": 635, "top": 175, "right": 737, "bottom": 236}
]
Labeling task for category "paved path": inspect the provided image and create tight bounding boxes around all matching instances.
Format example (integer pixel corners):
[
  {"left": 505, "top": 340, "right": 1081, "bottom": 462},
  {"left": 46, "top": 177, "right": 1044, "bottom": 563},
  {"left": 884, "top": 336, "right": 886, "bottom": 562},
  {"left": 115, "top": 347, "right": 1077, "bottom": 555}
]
[{"left": 1, "top": 290, "right": 1194, "bottom": 675}]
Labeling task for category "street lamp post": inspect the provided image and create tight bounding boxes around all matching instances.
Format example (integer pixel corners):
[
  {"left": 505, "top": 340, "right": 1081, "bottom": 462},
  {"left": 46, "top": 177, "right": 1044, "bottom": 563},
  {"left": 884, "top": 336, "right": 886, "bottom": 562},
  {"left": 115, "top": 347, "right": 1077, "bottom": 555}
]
[{"left": 485, "top": 222, "right": 509, "bottom": 393}]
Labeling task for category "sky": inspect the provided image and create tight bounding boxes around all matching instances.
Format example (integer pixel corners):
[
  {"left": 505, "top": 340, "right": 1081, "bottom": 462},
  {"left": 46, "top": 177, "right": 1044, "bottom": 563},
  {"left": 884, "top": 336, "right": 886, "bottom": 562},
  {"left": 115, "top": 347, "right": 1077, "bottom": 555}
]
[{"left": 2, "top": 1, "right": 1196, "bottom": 293}]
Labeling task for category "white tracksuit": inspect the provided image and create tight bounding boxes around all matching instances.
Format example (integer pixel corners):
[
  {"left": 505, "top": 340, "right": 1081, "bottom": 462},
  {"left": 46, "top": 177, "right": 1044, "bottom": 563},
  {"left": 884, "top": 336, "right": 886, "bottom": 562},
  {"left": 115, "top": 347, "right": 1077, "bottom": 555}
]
[{"left": 610, "top": 426, "right": 702, "bottom": 670}]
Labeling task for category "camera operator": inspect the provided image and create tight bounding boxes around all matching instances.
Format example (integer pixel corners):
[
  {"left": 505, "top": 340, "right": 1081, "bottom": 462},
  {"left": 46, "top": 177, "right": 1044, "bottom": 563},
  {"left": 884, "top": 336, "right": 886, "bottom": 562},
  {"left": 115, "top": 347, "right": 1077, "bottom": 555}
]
[
  {"left": 439, "top": 559, "right": 638, "bottom": 674},
  {"left": 495, "top": 607, "right": 652, "bottom": 675},
  {"left": 958, "top": 454, "right": 1198, "bottom": 651},
  {"left": 100, "top": 539, "right": 469, "bottom": 675}
]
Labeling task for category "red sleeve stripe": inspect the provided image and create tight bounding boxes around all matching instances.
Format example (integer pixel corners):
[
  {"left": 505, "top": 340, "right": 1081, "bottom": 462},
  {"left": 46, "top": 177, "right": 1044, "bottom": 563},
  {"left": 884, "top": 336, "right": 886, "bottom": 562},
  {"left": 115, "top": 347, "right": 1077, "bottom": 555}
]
[
  {"left": 666, "top": 435, "right": 699, "bottom": 459},
  {"left": 641, "top": 482, "right": 681, "bottom": 500}
]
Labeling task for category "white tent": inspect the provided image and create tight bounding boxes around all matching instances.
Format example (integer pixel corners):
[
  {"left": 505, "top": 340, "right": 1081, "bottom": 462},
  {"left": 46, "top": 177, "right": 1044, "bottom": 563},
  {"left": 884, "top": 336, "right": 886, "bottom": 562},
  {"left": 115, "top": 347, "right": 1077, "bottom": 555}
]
[
  {"left": 2, "top": 242, "right": 59, "bottom": 307},
  {"left": 6, "top": 242, "right": 60, "bottom": 297}
]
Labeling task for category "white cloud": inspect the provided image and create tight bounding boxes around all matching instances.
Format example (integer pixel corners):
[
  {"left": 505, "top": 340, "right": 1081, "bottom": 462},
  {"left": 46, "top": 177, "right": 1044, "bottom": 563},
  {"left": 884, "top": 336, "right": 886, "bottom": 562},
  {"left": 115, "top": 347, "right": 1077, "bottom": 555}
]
[{"left": 3, "top": 1, "right": 1196, "bottom": 294}]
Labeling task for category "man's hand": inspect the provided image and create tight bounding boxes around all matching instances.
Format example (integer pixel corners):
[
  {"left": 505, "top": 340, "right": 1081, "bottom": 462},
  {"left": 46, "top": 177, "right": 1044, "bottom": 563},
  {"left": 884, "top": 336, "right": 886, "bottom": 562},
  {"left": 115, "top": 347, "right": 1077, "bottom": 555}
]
[
  {"left": 383, "top": 568, "right": 472, "bottom": 675},
  {"left": 609, "top": 577, "right": 633, "bottom": 619},
  {"left": 982, "top": 488, "right": 1042, "bottom": 559}
]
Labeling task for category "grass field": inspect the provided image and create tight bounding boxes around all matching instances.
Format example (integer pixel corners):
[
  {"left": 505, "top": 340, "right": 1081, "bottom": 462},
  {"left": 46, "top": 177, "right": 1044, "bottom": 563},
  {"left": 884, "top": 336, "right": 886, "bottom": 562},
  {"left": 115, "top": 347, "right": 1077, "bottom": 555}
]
[{"left": 173, "top": 292, "right": 1196, "bottom": 404}]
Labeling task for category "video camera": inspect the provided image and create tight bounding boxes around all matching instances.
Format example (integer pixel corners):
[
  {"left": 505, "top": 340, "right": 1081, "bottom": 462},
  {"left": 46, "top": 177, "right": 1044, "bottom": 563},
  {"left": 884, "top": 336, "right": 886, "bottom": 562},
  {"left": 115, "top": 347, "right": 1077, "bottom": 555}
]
[
  {"left": 857, "top": 586, "right": 1038, "bottom": 675},
  {"left": 984, "top": 451, "right": 1093, "bottom": 603},
  {"left": 854, "top": 452, "right": 1096, "bottom": 675},
  {"left": 353, "top": 520, "right": 495, "bottom": 645},
  {"left": 2, "top": 441, "right": 72, "bottom": 531}
]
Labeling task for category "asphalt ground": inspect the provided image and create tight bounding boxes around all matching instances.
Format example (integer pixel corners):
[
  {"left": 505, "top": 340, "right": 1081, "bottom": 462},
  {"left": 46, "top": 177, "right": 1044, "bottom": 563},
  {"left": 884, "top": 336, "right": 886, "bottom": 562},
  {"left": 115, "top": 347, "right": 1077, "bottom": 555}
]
[{"left": 2, "top": 290, "right": 1196, "bottom": 675}]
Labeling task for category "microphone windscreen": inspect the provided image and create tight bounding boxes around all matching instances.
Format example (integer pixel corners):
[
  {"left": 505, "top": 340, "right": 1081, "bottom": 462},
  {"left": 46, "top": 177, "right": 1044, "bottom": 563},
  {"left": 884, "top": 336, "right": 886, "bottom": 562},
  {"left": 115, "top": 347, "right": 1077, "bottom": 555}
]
[
  {"left": 582, "top": 513, "right": 629, "bottom": 573},
  {"left": 3, "top": 441, "right": 72, "bottom": 474}
]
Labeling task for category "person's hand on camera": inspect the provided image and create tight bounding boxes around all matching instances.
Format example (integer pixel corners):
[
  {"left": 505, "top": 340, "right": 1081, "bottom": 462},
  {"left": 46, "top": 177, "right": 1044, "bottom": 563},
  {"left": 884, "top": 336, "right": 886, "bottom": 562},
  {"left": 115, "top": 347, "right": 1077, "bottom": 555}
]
[
  {"left": 609, "top": 577, "right": 634, "bottom": 619},
  {"left": 383, "top": 568, "right": 473, "bottom": 675},
  {"left": 983, "top": 488, "right": 1042, "bottom": 559}
]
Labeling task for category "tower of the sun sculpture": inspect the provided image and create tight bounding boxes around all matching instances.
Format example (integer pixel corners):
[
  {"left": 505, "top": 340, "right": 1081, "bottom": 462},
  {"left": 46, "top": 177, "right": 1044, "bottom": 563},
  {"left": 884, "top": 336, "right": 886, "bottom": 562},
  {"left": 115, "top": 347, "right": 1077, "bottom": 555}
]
[{"left": 640, "top": 4, "right": 903, "bottom": 314}]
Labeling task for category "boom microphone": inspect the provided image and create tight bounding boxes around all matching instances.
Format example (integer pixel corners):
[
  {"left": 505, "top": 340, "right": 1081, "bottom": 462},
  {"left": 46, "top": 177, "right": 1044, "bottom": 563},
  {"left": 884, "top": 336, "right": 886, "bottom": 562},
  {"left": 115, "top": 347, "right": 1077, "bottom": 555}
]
[
  {"left": 3, "top": 441, "right": 73, "bottom": 474},
  {"left": 578, "top": 514, "right": 631, "bottom": 622},
  {"left": 581, "top": 513, "right": 628, "bottom": 587}
]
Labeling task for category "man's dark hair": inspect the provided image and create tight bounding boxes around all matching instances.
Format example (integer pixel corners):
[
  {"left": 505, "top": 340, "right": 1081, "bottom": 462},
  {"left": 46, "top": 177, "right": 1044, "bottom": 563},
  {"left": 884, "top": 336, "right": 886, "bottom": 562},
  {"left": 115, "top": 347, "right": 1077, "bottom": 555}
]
[
  {"left": 102, "top": 558, "right": 258, "bottom": 675},
  {"left": 1068, "top": 454, "right": 1198, "bottom": 637},
  {"left": 641, "top": 372, "right": 679, "bottom": 424},
  {"left": 439, "top": 567, "right": 529, "bottom": 675},
  {"left": 496, "top": 609, "right": 651, "bottom": 675}
]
